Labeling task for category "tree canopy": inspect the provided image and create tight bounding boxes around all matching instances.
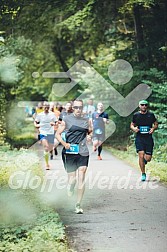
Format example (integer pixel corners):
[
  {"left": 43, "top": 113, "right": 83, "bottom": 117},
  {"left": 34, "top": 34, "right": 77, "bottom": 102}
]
[{"left": 0, "top": 0, "right": 167, "bottom": 150}]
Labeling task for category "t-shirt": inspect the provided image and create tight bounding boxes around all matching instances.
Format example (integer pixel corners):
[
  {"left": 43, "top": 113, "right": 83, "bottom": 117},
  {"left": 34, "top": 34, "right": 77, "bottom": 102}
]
[
  {"left": 59, "top": 111, "right": 72, "bottom": 121},
  {"left": 92, "top": 111, "right": 109, "bottom": 134},
  {"left": 35, "top": 111, "right": 57, "bottom": 135},
  {"left": 36, "top": 108, "right": 44, "bottom": 114},
  {"left": 83, "top": 105, "right": 95, "bottom": 118},
  {"left": 132, "top": 111, "right": 157, "bottom": 137},
  {"left": 63, "top": 113, "right": 89, "bottom": 155}
]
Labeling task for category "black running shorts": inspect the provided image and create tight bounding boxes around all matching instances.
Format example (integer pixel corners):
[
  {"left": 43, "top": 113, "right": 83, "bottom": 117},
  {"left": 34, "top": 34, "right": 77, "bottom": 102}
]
[
  {"left": 135, "top": 135, "right": 154, "bottom": 155},
  {"left": 62, "top": 152, "right": 89, "bottom": 173}
]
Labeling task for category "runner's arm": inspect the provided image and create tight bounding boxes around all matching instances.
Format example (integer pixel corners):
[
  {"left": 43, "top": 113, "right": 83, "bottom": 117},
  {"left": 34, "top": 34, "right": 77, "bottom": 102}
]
[
  {"left": 55, "top": 121, "right": 70, "bottom": 149},
  {"left": 130, "top": 122, "right": 139, "bottom": 133},
  {"left": 50, "top": 121, "right": 57, "bottom": 126},
  {"left": 103, "top": 118, "right": 109, "bottom": 124},
  {"left": 87, "top": 119, "right": 93, "bottom": 142},
  {"left": 103, "top": 114, "right": 109, "bottom": 124},
  {"left": 149, "top": 120, "right": 158, "bottom": 134},
  {"left": 34, "top": 120, "right": 40, "bottom": 128}
]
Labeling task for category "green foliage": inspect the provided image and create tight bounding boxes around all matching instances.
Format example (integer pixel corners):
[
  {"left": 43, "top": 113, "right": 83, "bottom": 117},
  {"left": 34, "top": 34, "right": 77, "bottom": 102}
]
[
  {"left": 0, "top": 0, "right": 167, "bottom": 151},
  {"left": 0, "top": 90, "right": 6, "bottom": 146},
  {"left": 0, "top": 148, "right": 41, "bottom": 187},
  {"left": 153, "top": 144, "right": 167, "bottom": 163},
  {"left": 0, "top": 190, "right": 70, "bottom": 252},
  {"left": 0, "top": 149, "right": 72, "bottom": 251},
  {"left": 0, "top": 55, "right": 20, "bottom": 84},
  {"left": 140, "top": 68, "right": 167, "bottom": 147},
  {"left": 5, "top": 103, "right": 36, "bottom": 148},
  {"left": 119, "top": 0, "right": 156, "bottom": 13},
  {"left": 0, "top": 206, "right": 69, "bottom": 252},
  {"left": 56, "top": 0, "right": 95, "bottom": 31}
]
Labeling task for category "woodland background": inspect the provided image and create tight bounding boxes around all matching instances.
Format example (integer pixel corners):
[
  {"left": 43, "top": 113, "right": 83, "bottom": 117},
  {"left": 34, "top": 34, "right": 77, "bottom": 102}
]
[
  {"left": 0, "top": 1, "right": 167, "bottom": 250},
  {"left": 0, "top": 0, "right": 167, "bottom": 161}
]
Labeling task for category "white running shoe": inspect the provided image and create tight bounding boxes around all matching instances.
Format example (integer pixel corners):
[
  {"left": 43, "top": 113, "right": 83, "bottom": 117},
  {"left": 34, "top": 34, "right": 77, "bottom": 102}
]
[{"left": 75, "top": 203, "right": 83, "bottom": 214}]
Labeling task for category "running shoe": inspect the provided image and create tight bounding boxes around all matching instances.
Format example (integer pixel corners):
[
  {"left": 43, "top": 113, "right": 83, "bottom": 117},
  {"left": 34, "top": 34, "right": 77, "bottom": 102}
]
[
  {"left": 97, "top": 155, "right": 102, "bottom": 160},
  {"left": 75, "top": 203, "right": 83, "bottom": 214},
  {"left": 141, "top": 173, "right": 146, "bottom": 181},
  {"left": 46, "top": 165, "right": 50, "bottom": 170},
  {"left": 144, "top": 158, "right": 147, "bottom": 165}
]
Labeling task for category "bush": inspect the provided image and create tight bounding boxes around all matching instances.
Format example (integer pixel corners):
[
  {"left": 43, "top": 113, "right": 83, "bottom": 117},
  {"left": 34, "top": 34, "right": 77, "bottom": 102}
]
[{"left": 0, "top": 149, "right": 73, "bottom": 252}]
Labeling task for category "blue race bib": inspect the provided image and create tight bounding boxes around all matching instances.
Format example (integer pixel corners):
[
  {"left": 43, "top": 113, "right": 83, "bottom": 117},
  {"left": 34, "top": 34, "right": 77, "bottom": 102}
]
[
  {"left": 66, "top": 144, "right": 79, "bottom": 154},
  {"left": 95, "top": 128, "right": 103, "bottom": 135},
  {"left": 139, "top": 126, "right": 150, "bottom": 134}
]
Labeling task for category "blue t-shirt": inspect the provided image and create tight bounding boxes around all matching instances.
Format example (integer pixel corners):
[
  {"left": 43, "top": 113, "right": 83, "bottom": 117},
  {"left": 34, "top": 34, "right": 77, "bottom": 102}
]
[{"left": 92, "top": 111, "right": 109, "bottom": 134}]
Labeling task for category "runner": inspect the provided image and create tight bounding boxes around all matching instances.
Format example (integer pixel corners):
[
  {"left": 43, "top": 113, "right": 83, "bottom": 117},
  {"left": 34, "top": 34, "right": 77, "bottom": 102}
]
[
  {"left": 34, "top": 101, "right": 57, "bottom": 170},
  {"left": 56, "top": 99, "right": 92, "bottom": 214},
  {"left": 83, "top": 98, "right": 95, "bottom": 119},
  {"left": 33, "top": 102, "right": 44, "bottom": 142},
  {"left": 59, "top": 101, "right": 73, "bottom": 142},
  {"left": 91, "top": 102, "right": 109, "bottom": 160},
  {"left": 59, "top": 102, "right": 73, "bottom": 122},
  {"left": 49, "top": 102, "right": 60, "bottom": 159},
  {"left": 130, "top": 100, "right": 158, "bottom": 181}
]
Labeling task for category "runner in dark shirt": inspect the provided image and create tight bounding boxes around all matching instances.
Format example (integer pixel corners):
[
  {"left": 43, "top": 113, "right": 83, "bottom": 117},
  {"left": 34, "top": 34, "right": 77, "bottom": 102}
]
[
  {"left": 91, "top": 102, "right": 109, "bottom": 160},
  {"left": 130, "top": 100, "right": 158, "bottom": 181}
]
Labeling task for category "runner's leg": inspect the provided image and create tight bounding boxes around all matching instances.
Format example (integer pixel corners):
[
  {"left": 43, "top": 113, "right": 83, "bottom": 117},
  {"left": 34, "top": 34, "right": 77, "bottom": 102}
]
[
  {"left": 138, "top": 151, "right": 145, "bottom": 174},
  {"left": 77, "top": 166, "right": 87, "bottom": 205},
  {"left": 42, "top": 139, "right": 50, "bottom": 169}
]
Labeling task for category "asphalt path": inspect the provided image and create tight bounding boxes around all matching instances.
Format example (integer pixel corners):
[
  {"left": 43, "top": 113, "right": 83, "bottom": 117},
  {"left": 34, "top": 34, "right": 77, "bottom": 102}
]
[{"left": 34, "top": 144, "right": 167, "bottom": 252}]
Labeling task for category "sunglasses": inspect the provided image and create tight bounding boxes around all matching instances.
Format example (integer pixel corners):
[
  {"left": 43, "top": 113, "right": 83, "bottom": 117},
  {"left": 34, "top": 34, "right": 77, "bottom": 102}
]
[
  {"left": 140, "top": 104, "right": 148, "bottom": 106},
  {"left": 73, "top": 106, "right": 83, "bottom": 110}
]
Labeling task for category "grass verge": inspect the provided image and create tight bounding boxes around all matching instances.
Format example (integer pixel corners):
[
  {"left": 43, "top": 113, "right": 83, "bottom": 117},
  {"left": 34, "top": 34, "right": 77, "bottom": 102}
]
[
  {"left": 105, "top": 144, "right": 167, "bottom": 184},
  {"left": 6, "top": 116, "right": 36, "bottom": 149},
  {"left": 0, "top": 148, "right": 74, "bottom": 252}
]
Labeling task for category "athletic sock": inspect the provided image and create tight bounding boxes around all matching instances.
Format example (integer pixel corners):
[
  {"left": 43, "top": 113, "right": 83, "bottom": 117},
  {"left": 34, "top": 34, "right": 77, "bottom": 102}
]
[{"left": 44, "top": 151, "right": 49, "bottom": 165}]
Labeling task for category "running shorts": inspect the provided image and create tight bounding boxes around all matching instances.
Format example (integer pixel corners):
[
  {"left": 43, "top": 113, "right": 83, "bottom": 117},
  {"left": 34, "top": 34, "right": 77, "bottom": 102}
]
[{"left": 135, "top": 135, "right": 154, "bottom": 155}]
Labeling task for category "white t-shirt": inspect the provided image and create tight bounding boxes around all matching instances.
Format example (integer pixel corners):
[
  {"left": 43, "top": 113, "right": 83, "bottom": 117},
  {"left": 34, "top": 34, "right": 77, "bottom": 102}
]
[{"left": 35, "top": 111, "right": 57, "bottom": 135}]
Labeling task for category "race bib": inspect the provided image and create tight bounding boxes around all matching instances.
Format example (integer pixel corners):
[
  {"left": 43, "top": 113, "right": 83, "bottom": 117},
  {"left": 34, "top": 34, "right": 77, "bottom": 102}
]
[
  {"left": 139, "top": 126, "right": 150, "bottom": 134},
  {"left": 66, "top": 144, "right": 79, "bottom": 154},
  {"left": 95, "top": 128, "right": 103, "bottom": 135}
]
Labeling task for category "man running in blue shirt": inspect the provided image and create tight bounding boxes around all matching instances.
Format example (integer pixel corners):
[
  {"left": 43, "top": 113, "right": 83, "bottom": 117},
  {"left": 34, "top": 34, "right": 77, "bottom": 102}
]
[{"left": 91, "top": 102, "right": 109, "bottom": 160}]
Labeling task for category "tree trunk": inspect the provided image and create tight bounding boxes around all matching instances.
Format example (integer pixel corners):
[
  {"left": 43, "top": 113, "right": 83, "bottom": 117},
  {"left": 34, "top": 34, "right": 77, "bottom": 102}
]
[
  {"left": 53, "top": 39, "right": 69, "bottom": 72},
  {"left": 133, "top": 4, "right": 146, "bottom": 62}
]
